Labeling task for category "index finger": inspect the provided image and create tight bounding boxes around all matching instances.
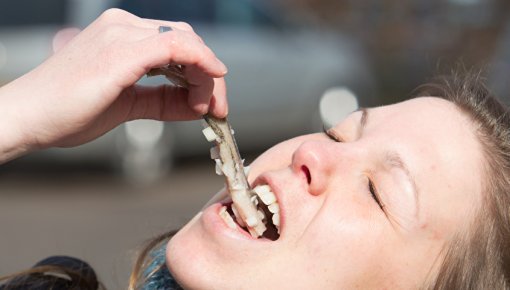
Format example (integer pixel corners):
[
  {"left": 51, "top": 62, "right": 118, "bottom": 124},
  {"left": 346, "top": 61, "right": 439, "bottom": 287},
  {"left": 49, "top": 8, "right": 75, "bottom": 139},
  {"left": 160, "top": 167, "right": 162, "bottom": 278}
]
[{"left": 133, "top": 28, "right": 227, "bottom": 78}]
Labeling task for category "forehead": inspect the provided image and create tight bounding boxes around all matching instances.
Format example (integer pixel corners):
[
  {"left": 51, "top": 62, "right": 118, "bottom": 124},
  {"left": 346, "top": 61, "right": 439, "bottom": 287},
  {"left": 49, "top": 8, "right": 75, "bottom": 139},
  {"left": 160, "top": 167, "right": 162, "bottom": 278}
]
[{"left": 340, "top": 97, "right": 484, "bottom": 232}]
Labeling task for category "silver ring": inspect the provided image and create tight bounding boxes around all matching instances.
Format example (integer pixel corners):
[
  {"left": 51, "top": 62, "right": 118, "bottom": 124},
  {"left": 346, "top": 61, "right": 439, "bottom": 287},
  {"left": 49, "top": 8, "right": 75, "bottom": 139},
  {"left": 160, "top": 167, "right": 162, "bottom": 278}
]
[{"left": 158, "top": 26, "right": 173, "bottom": 33}]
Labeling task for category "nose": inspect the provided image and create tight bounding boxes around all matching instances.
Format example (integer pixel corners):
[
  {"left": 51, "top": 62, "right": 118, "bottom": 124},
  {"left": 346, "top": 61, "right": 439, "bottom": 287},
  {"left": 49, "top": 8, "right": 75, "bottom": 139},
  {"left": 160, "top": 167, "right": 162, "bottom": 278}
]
[{"left": 291, "top": 140, "right": 338, "bottom": 196}]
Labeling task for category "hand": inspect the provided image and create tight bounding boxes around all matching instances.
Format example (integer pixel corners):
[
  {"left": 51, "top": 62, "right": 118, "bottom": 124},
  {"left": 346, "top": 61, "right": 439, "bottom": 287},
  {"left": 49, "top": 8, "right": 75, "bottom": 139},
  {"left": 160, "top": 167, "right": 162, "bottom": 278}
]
[{"left": 0, "top": 8, "right": 228, "bottom": 161}]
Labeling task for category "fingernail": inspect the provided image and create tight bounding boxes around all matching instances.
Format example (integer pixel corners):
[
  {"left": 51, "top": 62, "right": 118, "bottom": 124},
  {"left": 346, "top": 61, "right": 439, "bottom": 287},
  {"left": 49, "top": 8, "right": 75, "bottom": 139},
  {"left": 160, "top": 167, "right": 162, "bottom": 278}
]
[{"left": 216, "top": 58, "right": 228, "bottom": 74}]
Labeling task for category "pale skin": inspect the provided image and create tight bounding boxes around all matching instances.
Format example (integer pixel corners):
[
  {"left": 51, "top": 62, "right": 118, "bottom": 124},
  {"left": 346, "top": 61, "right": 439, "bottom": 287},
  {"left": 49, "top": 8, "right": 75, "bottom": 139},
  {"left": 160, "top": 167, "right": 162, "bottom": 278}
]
[
  {"left": 0, "top": 9, "right": 228, "bottom": 164},
  {"left": 167, "top": 97, "right": 484, "bottom": 290}
]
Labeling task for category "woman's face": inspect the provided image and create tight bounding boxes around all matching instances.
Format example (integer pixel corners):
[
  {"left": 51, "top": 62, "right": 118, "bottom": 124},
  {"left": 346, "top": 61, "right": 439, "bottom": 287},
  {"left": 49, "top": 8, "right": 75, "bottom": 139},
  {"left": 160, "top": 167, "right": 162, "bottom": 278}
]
[{"left": 167, "top": 97, "right": 483, "bottom": 289}]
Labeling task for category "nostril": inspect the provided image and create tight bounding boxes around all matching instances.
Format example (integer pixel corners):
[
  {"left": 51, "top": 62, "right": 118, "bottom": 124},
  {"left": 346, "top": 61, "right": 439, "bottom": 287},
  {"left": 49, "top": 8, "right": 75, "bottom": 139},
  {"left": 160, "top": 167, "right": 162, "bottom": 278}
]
[{"left": 301, "top": 165, "right": 311, "bottom": 184}]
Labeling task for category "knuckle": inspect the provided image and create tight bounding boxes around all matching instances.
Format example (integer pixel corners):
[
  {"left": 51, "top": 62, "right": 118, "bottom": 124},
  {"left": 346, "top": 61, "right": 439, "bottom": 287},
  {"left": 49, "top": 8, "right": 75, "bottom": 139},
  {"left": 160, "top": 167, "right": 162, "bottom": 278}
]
[
  {"left": 159, "top": 32, "right": 179, "bottom": 57},
  {"left": 162, "top": 30, "right": 179, "bottom": 45},
  {"left": 196, "top": 51, "right": 210, "bottom": 68},
  {"left": 186, "top": 30, "right": 205, "bottom": 44},
  {"left": 195, "top": 34, "right": 205, "bottom": 44},
  {"left": 99, "top": 8, "right": 131, "bottom": 23},
  {"left": 175, "top": 21, "right": 194, "bottom": 32},
  {"left": 182, "top": 27, "right": 206, "bottom": 46}
]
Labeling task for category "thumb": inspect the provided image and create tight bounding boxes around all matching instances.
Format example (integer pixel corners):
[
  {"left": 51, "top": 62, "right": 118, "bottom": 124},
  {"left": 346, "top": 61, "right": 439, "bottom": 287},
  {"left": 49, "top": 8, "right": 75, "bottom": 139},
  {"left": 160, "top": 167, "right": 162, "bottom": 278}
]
[{"left": 52, "top": 27, "right": 81, "bottom": 53}]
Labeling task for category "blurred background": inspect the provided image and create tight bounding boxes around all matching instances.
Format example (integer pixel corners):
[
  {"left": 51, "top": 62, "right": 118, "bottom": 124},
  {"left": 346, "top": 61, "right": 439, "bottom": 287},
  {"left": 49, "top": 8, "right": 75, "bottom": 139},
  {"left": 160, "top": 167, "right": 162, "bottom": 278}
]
[{"left": 0, "top": 0, "right": 509, "bottom": 288}]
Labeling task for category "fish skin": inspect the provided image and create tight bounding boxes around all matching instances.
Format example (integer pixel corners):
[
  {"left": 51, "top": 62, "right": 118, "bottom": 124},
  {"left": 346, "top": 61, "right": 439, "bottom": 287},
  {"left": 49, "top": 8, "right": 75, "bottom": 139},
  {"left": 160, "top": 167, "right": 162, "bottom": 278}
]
[
  {"left": 147, "top": 66, "right": 266, "bottom": 237},
  {"left": 204, "top": 115, "right": 266, "bottom": 237}
]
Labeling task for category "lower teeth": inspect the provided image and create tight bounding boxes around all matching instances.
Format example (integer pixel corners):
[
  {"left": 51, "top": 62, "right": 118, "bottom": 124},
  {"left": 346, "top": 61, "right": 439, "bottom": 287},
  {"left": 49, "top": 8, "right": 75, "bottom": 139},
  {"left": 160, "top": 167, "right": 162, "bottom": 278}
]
[{"left": 219, "top": 206, "right": 237, "bottom": 229}]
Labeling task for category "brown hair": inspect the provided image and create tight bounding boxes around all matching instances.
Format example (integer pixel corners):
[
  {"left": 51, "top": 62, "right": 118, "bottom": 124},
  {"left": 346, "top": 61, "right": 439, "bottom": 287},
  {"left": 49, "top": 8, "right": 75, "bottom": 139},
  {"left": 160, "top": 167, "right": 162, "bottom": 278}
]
[
  {"left": 415, "top": 71, "right": 510, "bottom": 289},
  {"left": 128, "top": 230, "right": 177, "bottom": 290}
]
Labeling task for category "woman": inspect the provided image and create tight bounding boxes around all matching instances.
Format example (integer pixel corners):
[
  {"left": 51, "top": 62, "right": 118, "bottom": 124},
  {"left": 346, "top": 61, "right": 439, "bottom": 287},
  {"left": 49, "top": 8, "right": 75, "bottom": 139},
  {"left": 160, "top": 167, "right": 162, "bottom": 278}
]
[
  {"left": 130, "top": 73, "right": 510, "bottom": 290},
  {"left": 0, "top": 9, "right": 508, "bottom": 290}
]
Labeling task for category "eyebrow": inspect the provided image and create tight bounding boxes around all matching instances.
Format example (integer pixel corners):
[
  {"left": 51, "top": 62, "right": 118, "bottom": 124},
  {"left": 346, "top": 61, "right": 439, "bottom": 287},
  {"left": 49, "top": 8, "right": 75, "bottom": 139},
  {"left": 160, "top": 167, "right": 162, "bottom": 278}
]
[
  {"left": 359, "top": 108, "right": 420, "bottom": 219},
  {"left": 358, "top": 107, "right": 369, "bottom": 138}
]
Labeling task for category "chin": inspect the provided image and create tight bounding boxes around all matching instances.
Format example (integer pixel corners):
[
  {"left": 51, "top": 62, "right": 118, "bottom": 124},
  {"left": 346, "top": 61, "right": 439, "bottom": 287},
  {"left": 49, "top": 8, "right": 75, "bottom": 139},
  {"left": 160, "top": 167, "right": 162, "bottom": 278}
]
[{"left": 165, "top": 213, "right": 227, "bottom": 290}]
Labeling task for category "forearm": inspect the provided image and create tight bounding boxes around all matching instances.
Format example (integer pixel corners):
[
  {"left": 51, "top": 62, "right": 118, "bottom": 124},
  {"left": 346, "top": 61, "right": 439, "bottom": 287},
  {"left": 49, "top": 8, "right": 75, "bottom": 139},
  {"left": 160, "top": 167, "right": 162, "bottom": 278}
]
[
  {"left": 0, "top": 9, "right": 229, "bottom": 164},
  {"left": 0, "top": 79, "right": 34, "bottom": 164}
]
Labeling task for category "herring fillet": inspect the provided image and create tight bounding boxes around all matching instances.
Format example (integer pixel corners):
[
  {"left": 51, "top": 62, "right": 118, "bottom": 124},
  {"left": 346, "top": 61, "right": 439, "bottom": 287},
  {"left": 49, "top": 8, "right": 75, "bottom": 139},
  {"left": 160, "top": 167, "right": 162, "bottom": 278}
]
[
  {"left": 203, "top": 115, "right": 266, "bottom": 237},
  {"left": 147, "top": 65, "right": 266, "bottom": 237},
  {"left": 146, "top": 65, "right": 188, "bottom": 88}
]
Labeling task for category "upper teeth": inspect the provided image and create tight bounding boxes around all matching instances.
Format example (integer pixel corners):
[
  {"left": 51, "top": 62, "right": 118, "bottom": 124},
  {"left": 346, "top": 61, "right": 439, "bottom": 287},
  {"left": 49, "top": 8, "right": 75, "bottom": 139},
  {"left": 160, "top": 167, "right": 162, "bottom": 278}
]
[
  {"left": 253, "top": 184, "right": 281, "bottom": 233},
  {"left": 272, "top": 213, "right": 280, "bottom": 227},
  {"left": 267, "top": 203, "right": 279, "bottom": 213},
  {"left": 253, "top": 185, "right": 277, "bottom": 204}
]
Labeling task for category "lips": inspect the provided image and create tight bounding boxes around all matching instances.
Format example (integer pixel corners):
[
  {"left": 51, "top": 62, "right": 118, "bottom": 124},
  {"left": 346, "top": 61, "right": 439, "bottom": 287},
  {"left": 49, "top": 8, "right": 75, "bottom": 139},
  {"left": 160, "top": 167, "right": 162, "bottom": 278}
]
[
  {"left": 215, "top": 175, "right": 284, "bottom": 241},
  {"left": 217, "top": 187, "right": 279, "bottom": 240}
]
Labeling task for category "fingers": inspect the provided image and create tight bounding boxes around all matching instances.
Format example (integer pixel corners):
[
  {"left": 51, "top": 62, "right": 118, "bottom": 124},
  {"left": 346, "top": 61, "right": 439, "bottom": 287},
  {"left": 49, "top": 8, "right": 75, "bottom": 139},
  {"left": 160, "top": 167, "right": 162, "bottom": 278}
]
[
  {"left": 144, "top": 20, "right": 228, "bottom": 117},
  {"left": 83, "top": 9, "right": 229, "bottom": 119},
  {"left": 96, "top": 9, "right": 195, "bottom": 32},
  {"left": 52, "top": 27, "right": 81, "bottom": 53},
  {"left": 132, "top": 29, "right": 227, "bottom": 77},
  {"left": 125, "top": 80, "right": 227, "bottom": 121},
  {"left": 209, "top": 78, "right": 228, "bottom": 118},
  {"left": 94, "top": 9, "right": 228, "bottom": 91},
  {"left": 185, "top": 77, "right": 227, "bottom": 118},
  {"left": 185, "top": 65, "right": 215, "bottom": 115},
  {"left": 126, "top": 85, "right": 201, "bottom": 121}
]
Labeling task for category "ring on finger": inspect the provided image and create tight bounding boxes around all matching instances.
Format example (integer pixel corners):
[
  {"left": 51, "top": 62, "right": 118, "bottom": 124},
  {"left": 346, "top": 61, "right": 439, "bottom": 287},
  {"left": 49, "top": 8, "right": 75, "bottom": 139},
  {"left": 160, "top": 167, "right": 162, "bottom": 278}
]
[{"left": 158, "top": 26, "right": 173, "bottom": 33}]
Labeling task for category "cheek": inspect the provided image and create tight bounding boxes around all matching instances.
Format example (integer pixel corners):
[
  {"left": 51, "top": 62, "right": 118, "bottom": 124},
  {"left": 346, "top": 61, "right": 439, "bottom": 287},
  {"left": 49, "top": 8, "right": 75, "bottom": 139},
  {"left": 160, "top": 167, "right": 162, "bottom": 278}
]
[
  {"left": 299, "top": 199, "right": 388, "bottom": 274},
  {"left": 247, "top": 134, "right": 323, "bottom": 181}
]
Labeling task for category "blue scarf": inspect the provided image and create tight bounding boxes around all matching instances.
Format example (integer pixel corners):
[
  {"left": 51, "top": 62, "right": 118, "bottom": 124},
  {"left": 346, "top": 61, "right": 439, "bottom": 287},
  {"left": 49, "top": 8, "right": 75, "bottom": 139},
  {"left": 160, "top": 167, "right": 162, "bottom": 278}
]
[{"left": 141, "top": 244, "right": 183, "bottom": 290}]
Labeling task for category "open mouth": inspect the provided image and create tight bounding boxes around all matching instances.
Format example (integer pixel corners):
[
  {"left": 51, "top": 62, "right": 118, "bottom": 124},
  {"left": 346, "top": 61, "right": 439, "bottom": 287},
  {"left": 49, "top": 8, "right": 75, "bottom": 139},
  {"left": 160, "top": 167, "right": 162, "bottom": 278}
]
[{"left": 219, "top": 184, "right": 280, "bottom": 241}]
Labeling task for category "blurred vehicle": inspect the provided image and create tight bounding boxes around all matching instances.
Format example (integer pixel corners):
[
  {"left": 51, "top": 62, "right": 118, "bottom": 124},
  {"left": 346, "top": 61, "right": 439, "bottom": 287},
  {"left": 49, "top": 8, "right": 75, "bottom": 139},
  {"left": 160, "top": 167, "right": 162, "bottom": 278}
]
[{"left": 0, "top": 0, "right": 376, "bottom": 181}]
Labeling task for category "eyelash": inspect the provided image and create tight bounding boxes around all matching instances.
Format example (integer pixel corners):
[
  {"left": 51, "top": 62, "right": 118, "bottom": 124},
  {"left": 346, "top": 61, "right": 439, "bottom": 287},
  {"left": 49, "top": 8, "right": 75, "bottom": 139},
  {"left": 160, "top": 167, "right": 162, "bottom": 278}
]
[
  {"left": 322, "top": 126, "right": 342, "bottom": 142},
  {"left": 322, "top": 126, "right": 385, "bottom": 210},
  {"left": 368, "top": 178, "right": 384, "bottom": 210}
]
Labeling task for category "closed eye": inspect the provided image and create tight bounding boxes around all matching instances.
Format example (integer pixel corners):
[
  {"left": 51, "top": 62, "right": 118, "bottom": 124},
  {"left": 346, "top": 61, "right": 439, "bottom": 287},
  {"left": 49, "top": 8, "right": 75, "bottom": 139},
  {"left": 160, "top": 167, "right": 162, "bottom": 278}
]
[
  {"left": 322, "top": 126, "right": 343, "bottom": 142},
  {"left": 368, "top": 178, "right": 385, "bottom": 210},
  {"left": 323, "top": 126, "right": 385, "bottom": 211}
]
